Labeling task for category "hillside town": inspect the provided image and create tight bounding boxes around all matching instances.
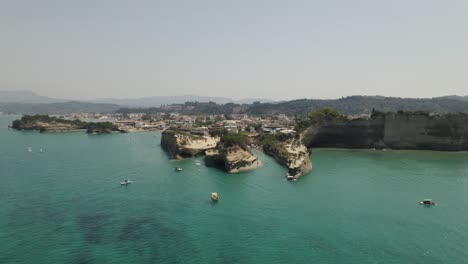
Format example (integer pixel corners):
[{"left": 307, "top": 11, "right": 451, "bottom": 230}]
[{"left": 57, "top": 111, "right": 302, "bottom": 135}]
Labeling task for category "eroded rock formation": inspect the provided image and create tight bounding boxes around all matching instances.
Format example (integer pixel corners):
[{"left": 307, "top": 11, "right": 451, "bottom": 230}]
[
  {"left": 205, "top": 145, "right": 262, "bottom": 173},
  {"left": 161, "top": 129, "right": 220, "bottom": 159},
  {"left": 263, "top": 137, "right": 312, "bottom": 178}
]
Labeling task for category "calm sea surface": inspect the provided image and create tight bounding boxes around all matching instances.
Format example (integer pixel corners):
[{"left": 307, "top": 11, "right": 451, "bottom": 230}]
[{"left": 1, "top": 115, "right": 468, "bottom": 264}]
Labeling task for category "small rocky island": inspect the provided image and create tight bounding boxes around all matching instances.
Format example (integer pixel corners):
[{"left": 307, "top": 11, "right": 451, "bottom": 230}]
[
  {"left": 11, "top": 115, "right": 121, "bottom": 134},
  {"left": 161, "top": 125, "right": 311, "bottom": 177}
]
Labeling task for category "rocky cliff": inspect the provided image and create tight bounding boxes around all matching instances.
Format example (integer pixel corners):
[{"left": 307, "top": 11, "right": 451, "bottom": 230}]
[
  {"left": 161, "top": 129, "right": 220, "bottom": 159},
  {"left": 205, "top": 145, "right": 262, "bottom": 173},
  {"left": 263, "top": 136, "right": 312, "bottom": 178},
  {"left": 303, "top": 112, "right": 468, "bottom": 151},
  {"left": 302, "top": 116, "right": 385, "bottom": 149}
]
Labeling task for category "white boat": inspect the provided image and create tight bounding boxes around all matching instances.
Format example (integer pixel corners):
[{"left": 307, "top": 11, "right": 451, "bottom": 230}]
[
  {"left": 120, "top": 179, "right": 132, "bottom": 185},
  {"left": 195, "top": 161, "right": 201, "bottom": 165},
  {"left": 175, "top": 167, "right": 183, "bottom": 172},
  {"left": 211, "top": 192, "right": 219, "bottom": 201},
  {"left": 286, "top": 174, "right": 297, "bottom": 181},
  {"left": 27, "top": 147, "right": 32, "bottom": 152}
]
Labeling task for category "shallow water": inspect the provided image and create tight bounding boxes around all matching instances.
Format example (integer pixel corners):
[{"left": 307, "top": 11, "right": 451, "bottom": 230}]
[{"left": 1, "top": 115, "right": 467, "bottom": 263}]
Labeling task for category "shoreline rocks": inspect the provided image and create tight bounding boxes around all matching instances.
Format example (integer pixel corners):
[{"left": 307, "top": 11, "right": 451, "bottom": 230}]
[
  {"left": 263, "top": 137, "right": 312, "bottom": 178},
  {"left": 205, "top": 145, "right": 262, "bottom": 173}
]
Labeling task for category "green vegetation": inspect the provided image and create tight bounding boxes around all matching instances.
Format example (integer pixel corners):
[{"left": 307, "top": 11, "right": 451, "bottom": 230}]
[
  {"left": 293, "top": 108, "right": 341, "bottom": 133},
  {"left": 195, "top": 116, "right": 214, "bottom": 127},
  {"left": 11, "top": 114, "right": 118, "bottom": 133},
  {"left": 86, "top": 122, "right": 118, "bottom": 133},
  {"left": 247, "top": 96, "right": 468, "bottom": 115},
  {"left": 261, "top": 133, "right": 293, "bottom": 146},
  {"left": 220, "top": 133, "right": 248, "bottom": 149},
  {"left": 11, "top": 115, "right": 87, "bottom": 130},
  {"left": 308, "top": 107, "right": 341, "bottom": 124},
  {"left": 141, "top": 114, "right": 153, "bottom": 121},
  {"left": 116, "top": 96, "right": 468, "bottom": 116}
]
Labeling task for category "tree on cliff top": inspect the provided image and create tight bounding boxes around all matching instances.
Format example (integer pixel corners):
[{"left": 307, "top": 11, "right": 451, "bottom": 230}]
[
  {"left": 294, "top": 107, "right": 341, "bottom": 133},
  {"left": 308, "top": 107, "right": 341, "bottom": 124},
  {"left": 220, "top": 133, "right": 248, "bottom": 149}
]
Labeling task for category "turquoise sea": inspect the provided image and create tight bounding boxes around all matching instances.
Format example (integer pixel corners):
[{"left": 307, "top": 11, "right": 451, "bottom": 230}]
[{"left": 1, "top": 115, "right": 468, "bottom": 264}]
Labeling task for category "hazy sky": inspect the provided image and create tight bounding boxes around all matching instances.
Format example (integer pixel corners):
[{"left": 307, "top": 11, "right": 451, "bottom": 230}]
[{"left": 1, "top": 0, "right": 467, "bottom": 100}]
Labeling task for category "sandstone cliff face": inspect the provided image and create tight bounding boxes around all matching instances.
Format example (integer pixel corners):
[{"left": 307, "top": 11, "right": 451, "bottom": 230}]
[
  {"left": 205, "top": 145, "right": 262, "bottom": 173},
  {"left": 303, "top": 113, "right": 468, "bottom": 151},
  {"left": 263, "top": 138, "right": 312, "bottom": 178},
  {"left": 161, "top": 130, "right": 220, "bottom": 159}
]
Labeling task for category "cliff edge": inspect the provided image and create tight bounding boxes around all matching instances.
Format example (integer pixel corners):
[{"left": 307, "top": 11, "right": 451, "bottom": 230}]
[
  {"left": 302, "top": 112, "right": 468, "bottom": 151},
  {"left": 161, "top": 129, "right": 220, "bottom": 159},
  {"left": 205, "top": 145, "right": 262, "bottom": 173},
  {"left": 263, "top": 135, "right": 312, "bottom": 178}
]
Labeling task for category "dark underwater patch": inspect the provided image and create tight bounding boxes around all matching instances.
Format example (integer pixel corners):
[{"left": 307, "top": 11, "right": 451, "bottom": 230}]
[
  {"left": 116, "top": 215, "right": 197, "bottom": 263},
  {"left": 118, "top": 216, "right": 158, "bottom": 241},
  {"left": 77, "top": 213, "right": 111, "bottom": 244},
  {"left": 67, "top": 250, "right": 95, "bottom": 264}
]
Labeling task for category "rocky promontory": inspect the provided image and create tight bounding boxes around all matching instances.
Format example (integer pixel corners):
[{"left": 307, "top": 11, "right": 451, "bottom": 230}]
[
  {"left": 205, "top": 145, "right": 262, "bottom": 173},
  {"left": 11, "top": 114, "right": 121, "bottom": 134},
  {"left": 263, "top": 133, "right": 312, "bottom": 178},
  {"left": 160, "top": 128, "right": 220, "bottom": 159},
  {"left": 161, "top": 128, "right": 262, "bottom": 172}
]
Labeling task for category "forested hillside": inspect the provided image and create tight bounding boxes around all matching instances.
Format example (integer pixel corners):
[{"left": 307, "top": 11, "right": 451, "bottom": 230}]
[{"left": 117, "top": 96, "right": 468, "bottom": 115}]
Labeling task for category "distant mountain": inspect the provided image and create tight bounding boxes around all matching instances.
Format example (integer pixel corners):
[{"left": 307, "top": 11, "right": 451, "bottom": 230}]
[
  {"left": 92, "top": 95, "right": 233, "bottom": 107},
  {"left": 438, "top": 95, "right": 468, "bottom": 102},
  {"left": 117, "top": 96, "right": 468, "bottom": 115},
  {"left": 93, "top": 95, "right": 274, "bottom": 107},
  {"left": 233, "top": 98, "right": 275, "bottom": 104},
  {"left": 5, "top": 90, "right": 468, "bottom": 115},
  {"left": 0, "top": 90, "right": 279, "bottom": 113},
  {"left": 0, "top": 101, "right": 121, "bottom": 114},
  {"left": 0, "top": 90, "right": 64, "bottom": 104}
]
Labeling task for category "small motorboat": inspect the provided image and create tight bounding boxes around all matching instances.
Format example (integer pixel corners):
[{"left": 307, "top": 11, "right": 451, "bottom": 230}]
[
  {"left": 195, "top": 161, "right": 201, "bottom": 166},
  {"left": 419, "top": 199, "right": 436, "bottom": 205},
  {"left": 175, "top": 167, "right": 183, "bottom": 172},
  {"left": 286, "top": 174, "right": 297, "bottom": 181},
  {"left": 27, "top": 147, "right": 32, "bottom": 152},
  {"left": 211, "top": 192, "right": 219, "bottom": 201},
  {"left": 120, "top": 179, "right": 132, "bottom": 185}
]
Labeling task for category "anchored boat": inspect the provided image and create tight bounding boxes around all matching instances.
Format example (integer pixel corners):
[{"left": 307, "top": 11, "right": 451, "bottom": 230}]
[
  {"left": 120, "top": 179, "right": 132, "bottom": 185},
  {"left": 211, "top": 192, "right": 219, "bottom": 201},
  {"left": 419, "top": 199, "right": 436, "bottom": 205}
]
